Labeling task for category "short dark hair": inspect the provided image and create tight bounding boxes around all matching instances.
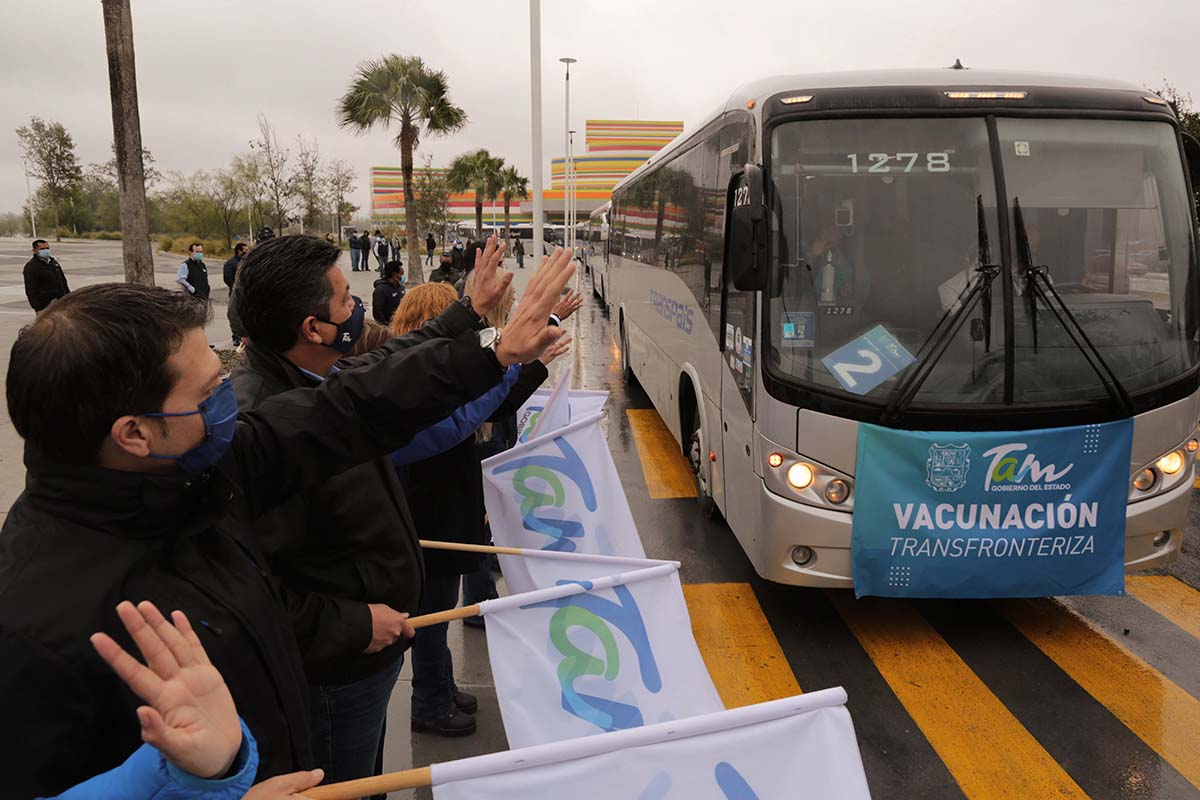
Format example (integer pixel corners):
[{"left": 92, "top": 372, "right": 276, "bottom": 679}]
[
  {"left": 6, "top": 284, "right": 211, "bottom": 465},
  {"left": 234, "top": 235, "right": 341, "bottom": 352},
  {"left": 234, "top": 242, "right": 248, "bottom": 255},
  {"left": 188, "top": 242, "right": 203, "bottom": 252},
  {"left": 383, "top": 260, "right": 403, "bottom": 278},
  {"left": 31, "top": 239, "right": 47, "bottom": 250}
]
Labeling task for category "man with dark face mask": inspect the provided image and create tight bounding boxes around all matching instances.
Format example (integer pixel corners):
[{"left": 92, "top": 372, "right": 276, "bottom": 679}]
[
  {"left": 23, "top": 238, "right": 69, "bottom": 313},
  {"left": 0, "top": 235, "right": 577, "bottom": 796}
]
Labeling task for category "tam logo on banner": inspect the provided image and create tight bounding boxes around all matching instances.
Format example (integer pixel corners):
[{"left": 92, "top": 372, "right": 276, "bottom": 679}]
[
  {"left": 483, "top": 412, "right": 645, "bottom": 594},
  {"left": 516, "top": 388, "right": 609, "bottom": 444},
  {"left": 852, "top": 419, "right": 1134, "bottom": 598},
  {"left": 430, "top": 688, "right": 871, "bottom": 800},
  {"left": 478, "top": 564, "right": 722, "bottom": 749}
]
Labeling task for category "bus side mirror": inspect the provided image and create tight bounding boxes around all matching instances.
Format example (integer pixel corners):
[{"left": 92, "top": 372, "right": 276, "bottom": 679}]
[
  {"left": 727, "top": 164, "right": 768, "bottom": 292},
  {"left": 1183, "top": 133, "right": 1200, "bottom": 199}
]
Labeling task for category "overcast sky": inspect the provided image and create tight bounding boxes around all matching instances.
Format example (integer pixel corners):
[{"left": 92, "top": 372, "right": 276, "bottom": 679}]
[{"left": 2, "top": 0, "right": 1198, "bottom": 218}]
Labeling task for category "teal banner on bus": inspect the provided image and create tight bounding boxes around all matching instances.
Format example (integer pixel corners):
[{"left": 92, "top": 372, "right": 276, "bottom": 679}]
[{"left": 851, "top": 420, "right": 1133, "bottom": 598}]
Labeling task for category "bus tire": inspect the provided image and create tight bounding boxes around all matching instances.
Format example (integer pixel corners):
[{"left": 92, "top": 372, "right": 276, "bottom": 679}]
[
  {"left": 620, "top": 319, "right": 636, "bottom": 385},
  {"left": 688, "top": 419, "right": 719, "bottom": 520}
]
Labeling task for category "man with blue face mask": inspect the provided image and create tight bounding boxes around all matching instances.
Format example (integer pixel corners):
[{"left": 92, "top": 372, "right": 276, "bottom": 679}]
[
  {"left": 0, "top": 237, "right": 578, "bottom": 797},
  {"left": 23, "top": 238, "right": 69, "bottom": 313},
  {"left": 371, "top": 260, "right": 405, "bottom": 325},
  {"left": 177, "top": 243, "right": 212, "bottom": 299}
]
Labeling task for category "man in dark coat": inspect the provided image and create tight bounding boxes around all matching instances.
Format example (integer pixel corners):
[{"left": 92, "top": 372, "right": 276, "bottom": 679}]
[
  {"left": 177, "top": 243, "right": 211, "bottom": 299},
  {"left": 224, "top": 243, "right": 249, "bottom": 346},
  {"left": 23, "top": 238, "right": 69, "bottom": 312},
  {"left": 0, "top": 236, "right": 576, "bottom": 797},
  {"left": 372, "top": 261, "right": 405, "bottom": 325}
]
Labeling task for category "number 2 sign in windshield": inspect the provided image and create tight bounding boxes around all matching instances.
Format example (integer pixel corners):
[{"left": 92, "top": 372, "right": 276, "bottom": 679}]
[{"left": 822, "top": 325, "right": 916, "bottom": 396}]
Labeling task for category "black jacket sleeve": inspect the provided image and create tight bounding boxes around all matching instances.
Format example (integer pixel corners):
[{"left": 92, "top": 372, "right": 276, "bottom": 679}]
[
  {"left": 337, "top": 300, "right": 480, "bottom": 370},
  {"left": 227, "top": 326, "right": 503, "bottom": 516},
  {"left": 488, "top": 360, "right": 549, "bottom": 421},
  {"left": 270, "top": 577, "right": 373, "bottom": 666},
  {"left": 23, "top": 258, "right": 46, "bottom": 311}
]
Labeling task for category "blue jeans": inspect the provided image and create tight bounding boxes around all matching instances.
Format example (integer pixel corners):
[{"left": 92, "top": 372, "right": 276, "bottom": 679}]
[
  {"left": 350, "top": 248, "right": 361, "bottom": 271},
  {"left": 516, "top": 254, "right": 525, "bottom": 269},
  {"left": 309, "top": 655, "right": 403, "bottom": 789},
  {"left": 410, "top": 573, "right": 461, "bottom": 720}
]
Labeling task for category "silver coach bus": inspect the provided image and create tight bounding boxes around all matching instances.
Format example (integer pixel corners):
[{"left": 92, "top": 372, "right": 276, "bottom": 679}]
[{"left": 606, "top": 68, "right": 1200, "bottom": 587}]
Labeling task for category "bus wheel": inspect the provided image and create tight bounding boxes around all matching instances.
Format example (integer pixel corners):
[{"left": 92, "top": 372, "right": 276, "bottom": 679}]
[
  {"left": 620, "top": 321, "right": 636, "bottom": 385},
  {"left": 688, "top": 414, "right": 719, "bottom": 519}
]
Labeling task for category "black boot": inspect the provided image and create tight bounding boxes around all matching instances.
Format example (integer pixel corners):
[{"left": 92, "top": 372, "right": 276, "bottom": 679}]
[
  {"left": 453, "top": 690, "right": 478, "bottom": 715},
  {"left": 411, "top": 708, "right": 477, "bottom": 737}
]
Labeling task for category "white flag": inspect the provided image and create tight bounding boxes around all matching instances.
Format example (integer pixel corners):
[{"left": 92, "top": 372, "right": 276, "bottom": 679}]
[
  {"left": 527, "top": 363, "right": 572, "bottom": 440},
  {"left": 432, "top": 688, "right": 871, "bottom": 800},
  {"left": 478, "top": 563, "right": 723, "bottom": 749},
  {"left": 516, "top": 388, "right": 609, "bottom": 444},
  {"left": 482, "top": 412, "right": 645, "bottom": 592},
  {"left": 498, "top": 548, "right": 670, "bottom": 595}
]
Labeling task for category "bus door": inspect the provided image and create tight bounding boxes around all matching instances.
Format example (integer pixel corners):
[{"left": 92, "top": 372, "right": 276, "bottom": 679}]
[{"left": 719, "top": 124, "right": 758, "bottom": 532}]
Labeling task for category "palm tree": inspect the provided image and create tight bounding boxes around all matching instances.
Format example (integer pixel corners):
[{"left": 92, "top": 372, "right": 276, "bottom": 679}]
[
  {"left": 497, "top": 166, "right": 529, "bottom": 241},
  {"left": 447, "top": 149, "right": 505, "bottom": 240},
  {"left": 337, "top": 55, "right": 466, "bottom": 282}
]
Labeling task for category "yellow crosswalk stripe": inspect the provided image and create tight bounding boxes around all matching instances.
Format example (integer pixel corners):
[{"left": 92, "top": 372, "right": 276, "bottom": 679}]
[
  {"left": 1126, "top": 575, "right": 1200, "bottom": 641},
  {"left": 998, "top": 598, "right": 1200, "bottom": 790},
  {"left": 683, "top": 583, "right": 801, "bottom": 707},
  {"left": 830, "top": 593, "right": 1089, "bottom": 799},
  {"left": 626, "top": 409, "right": 697, "bottom": 499}
]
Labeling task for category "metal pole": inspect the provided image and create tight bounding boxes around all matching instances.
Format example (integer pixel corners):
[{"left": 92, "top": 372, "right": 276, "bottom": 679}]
[
  {"left": 529, "top": 0, "right": 545, "bottom": 256},
  {"left": 560, "top": 57, "right": 576, "bottom": 250},
  {"left": 23, "top": 159, "right": 36, "bottom": 239},
  {"left": 568, "top": 130, "right": 575, "bottom": 252}
]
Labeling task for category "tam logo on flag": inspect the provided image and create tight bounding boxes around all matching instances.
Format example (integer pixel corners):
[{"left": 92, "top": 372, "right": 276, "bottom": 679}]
[
  {"left": 482, "top": 412, "right": 645, "bottom": 594},
  {"left": 430, "top": 688, "right": 871, "bottom": 800},
  {"left": 478, "top": 563, "right": 722, "bottom": 749},
  {"left": 516, "top": 387, "right": 609, "bottom": 444}
]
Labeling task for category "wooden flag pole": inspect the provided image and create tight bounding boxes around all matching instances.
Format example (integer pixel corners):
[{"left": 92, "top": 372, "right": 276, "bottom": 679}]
[
  {"left": 301, "top": 765, "right": 433, "bottom": 799},
  {"left": 419, "top": 539, "right": 522, "bottom": 556},
  {"left": 407, "top": 603, "right": 483, "bottom": 630}
]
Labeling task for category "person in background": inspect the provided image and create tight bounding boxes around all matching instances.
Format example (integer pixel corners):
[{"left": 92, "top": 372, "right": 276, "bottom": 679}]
[
  {"left": 449, "top": 240, "right": 467, "bottom": 273},
  {"left": 0, "top": 242, "right": 575, "bottom": 797},
  {"left": 390, "top": 230, "right": 402, "bottom": 262},
  {"left": 324, "top": 232, "right": 335, "bottom": 244},
  {"left": 513, "top": 236, "right": 525, "bottom": 269},
  {"left": 429, "top": 253, "right": 458, "bottom": 285},
  {"left": 225, "top": 243, "right": 249, "bottom": 347},
  {"left": 23, "top": 238, "right": 70, "bottom": 314},
  {"left": 349, "top": 229, "right": 362, "bottom": 272},
  {"left": 356, "top": 230, "right": 372, "bottom": 272},
  {"left": 426, "top": 232, "right": 436, "bottom": 266},
  {"left": 454, "top": 241, "right": 484, "bottom": 298},
  {"left": 374, "top": 229, "right": 389, "bottom": 272},
  {"left": 177, "top": 243, "right": 211, "bottom": 299},
  {"left": 372, "top": 260, "right": 406, "bottom": 325},
  {"left": 224, "top": 243, "right": 248, "bottom": 293},
  {"left": 46, "top": 600, "right": 324, "bottom": 800},
  {"left": 389, "top": 281, "right": 567, "bottom": 736}
]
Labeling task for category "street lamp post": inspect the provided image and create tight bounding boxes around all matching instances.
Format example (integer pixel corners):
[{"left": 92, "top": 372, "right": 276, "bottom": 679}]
[
  {"left": 23, "top": 159, "right": 37, "bottom": 239},
  {"left": 529, "top": 0, "right": 545, "bottom": 256},
  {"left": 568, "top": 129, "right": 576, "bottom": 253},
  {"left": 559, "top": 56, "right": 576, "bottom": 251}
]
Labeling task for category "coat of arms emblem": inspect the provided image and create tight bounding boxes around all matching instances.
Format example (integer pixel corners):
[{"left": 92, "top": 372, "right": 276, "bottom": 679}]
[{"left": 926, "top": 443, "right": 971, "bottom": 492}]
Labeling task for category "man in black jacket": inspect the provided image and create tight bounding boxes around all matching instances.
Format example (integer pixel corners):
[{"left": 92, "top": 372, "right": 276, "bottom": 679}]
[
  {"left": 23, "top": 238, "right": 69, "bottom": 312},
  {"left": 224, "top": 243, "right": 249, "bottom": 346},
  {"left": 232, "top": 237, "right": 472, "bottom": 785},
  {"left": 0, "top": 236, "right": 574, "bottom": 797},
  {"left": 372, "top": 261, "right": 405, "bottom": 325}
]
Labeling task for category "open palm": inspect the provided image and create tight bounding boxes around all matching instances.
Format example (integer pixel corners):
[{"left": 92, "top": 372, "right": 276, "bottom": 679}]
[{"left": 91, "top": 601, "right": 242, "bottom": 779}]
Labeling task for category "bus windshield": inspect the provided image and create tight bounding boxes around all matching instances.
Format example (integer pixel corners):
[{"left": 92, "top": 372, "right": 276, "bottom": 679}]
[{"left": 766, "top": 116, "right": 1199, "bottom": 407}]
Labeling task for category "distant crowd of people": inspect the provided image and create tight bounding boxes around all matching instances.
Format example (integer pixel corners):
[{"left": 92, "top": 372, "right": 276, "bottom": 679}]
[{"left": 2, "top": 232, "right": 582, "bottom": 798}]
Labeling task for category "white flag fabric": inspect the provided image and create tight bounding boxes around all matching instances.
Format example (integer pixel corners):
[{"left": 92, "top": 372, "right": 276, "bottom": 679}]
[
  {"left": 479, "top": 563, "right": 723, "bottom": 749},
  {"left": 482, "top": 412, "right": 645, "bottom": 594},
  {"left": 498, "top": 548, "right": 670, "bottom": 595},
  {"left": 431, "top": 688, "right": 871, "bottom": 800},
  {"left": 527, "top": 363, "right": 572, "bottom": 440},
  {"left": 516, "top": 388, "right": 609, "bottom": 444}
]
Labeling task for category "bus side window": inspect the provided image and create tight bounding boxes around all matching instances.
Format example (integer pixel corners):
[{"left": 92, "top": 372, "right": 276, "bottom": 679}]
[{"left": 719, "top": 121, "right": 755, "bottom": 410}]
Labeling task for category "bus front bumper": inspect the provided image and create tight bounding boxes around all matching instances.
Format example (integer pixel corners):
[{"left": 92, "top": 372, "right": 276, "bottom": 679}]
[{"left": 748, "top": 474, "right": 1190, "bottom": 590}]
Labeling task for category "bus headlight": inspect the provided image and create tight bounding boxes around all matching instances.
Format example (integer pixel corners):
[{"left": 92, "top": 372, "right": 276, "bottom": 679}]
[
  {"left": 1133, "top": 468, "right": 1157, "bottom": 492},
  {"left": 825, "top": 479, "right": 851, "bottom": 505},
  {"left": 1157, "top": 450, "right": 1185, "bottom": 476},
  {"left": 786, "top": 463, "right": 815, "bottom": 490}
]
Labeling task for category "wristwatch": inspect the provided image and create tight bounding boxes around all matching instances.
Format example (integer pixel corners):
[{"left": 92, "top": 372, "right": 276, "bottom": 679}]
[
  {"left": 459, "top": 295, "right": 485, "bottom": 329},
  {"left": 478, "top": 326, "right": 504, "bottom": 373}
]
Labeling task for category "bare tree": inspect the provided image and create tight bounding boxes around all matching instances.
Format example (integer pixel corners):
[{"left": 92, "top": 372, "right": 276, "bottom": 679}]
[
  {"left": 293, "top": 136, "right": 322, "bottom": 234},
  {"left": 206, "top": 170, "right": 243, "bottom": 250},
  {"left": 100, "top": 0, "right": 154, "bottom": 284},
  {"left": 231, "top": 152, "right": 268, "bottom": 235},
  {"left": 323, "top": 158, "right": 357, "bottom": 243},
  {"left": 250, "top": 114, "right": 295, "bottom": 232},
  {"left": 15, "top": 117, "right": 82, "bottom": 243},
  {"left": 96, "top": 143, "right": 161, "bottom": 189}
]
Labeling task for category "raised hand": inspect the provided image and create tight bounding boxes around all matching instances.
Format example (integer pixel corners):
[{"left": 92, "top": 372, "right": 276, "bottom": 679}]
[
  {"left": 90, "top": 601, "right": 242, "bottom": 779},
  {"left": 539, "top": 336, "right": 572, "bottom": 366},
  {"left": 468, "top": 236, "right": 512, "bottom": 317},
  {"left": 496, "top": 247, "right": 576, "bottom": 367},
  {"left": 553, "top": 289, "right": 583, "bottom": 322}
]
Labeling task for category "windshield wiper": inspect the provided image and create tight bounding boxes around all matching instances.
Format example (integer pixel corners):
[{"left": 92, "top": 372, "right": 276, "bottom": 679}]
[
  {"left": 881, "top": 195, "right": 1000, "bottom": 425},
  {"left": 1012, "top": 198, "right": 1135, "bottom": 415}
]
